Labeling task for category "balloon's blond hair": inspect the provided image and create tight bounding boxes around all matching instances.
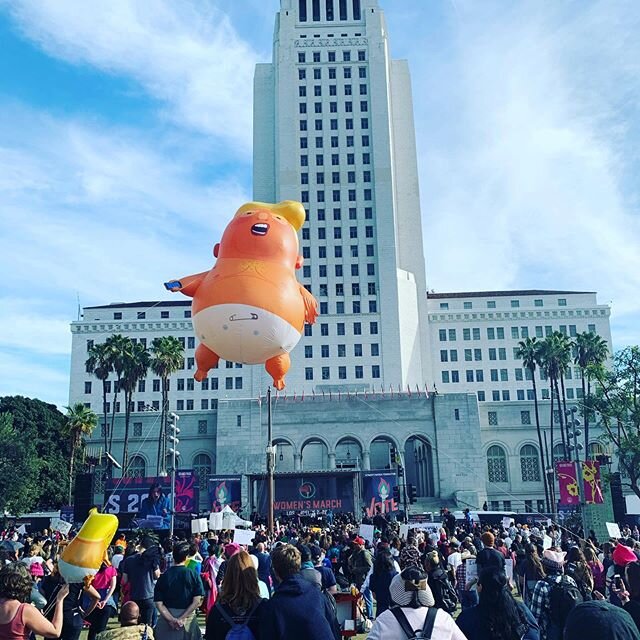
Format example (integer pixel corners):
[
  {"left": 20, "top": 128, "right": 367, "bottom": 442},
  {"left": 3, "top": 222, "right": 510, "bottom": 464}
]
[{"left": 234, "top": 200, "right": 306, "bottom": 231}]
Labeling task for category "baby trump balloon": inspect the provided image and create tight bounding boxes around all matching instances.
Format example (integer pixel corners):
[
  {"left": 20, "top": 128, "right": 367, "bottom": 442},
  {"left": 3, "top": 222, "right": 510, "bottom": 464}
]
[{"left": 165, "top": 201, "right": 319, "bottom": 389}]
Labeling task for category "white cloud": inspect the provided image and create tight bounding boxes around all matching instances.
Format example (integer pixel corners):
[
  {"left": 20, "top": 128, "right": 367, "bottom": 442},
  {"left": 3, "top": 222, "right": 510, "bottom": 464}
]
[
  {"left": 386, "top": 1, "right": 640, "bottom": 345},
  {"left": 2, "top": 0, "right": 261, "bottom": 153}
]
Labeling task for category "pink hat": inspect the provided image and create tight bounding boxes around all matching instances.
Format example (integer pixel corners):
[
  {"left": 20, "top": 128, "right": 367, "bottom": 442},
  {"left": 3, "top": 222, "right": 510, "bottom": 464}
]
[
  {"left": 612, "top": 544, "right": 637, "bottom": 567},
  {"left": 29, "top": 562, "right": 44, "bottom": 576},
  {"left": 225, "top": 542, "right": 241, "bottom": 558}
]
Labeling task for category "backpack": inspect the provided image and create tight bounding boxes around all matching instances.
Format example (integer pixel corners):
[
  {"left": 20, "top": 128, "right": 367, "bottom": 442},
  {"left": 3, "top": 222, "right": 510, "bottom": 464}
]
[
  {"left": 214, "top": 601, "right": 260, "bottom": 640},
  {"left": 431, "top": 570, "right": 458, "bottom": 613},
  {"left": 547, "top": 576, "right": 583, "bottom": 628},
  {"left": 390, "top": 606, "right": 437, "bottom": 640}
]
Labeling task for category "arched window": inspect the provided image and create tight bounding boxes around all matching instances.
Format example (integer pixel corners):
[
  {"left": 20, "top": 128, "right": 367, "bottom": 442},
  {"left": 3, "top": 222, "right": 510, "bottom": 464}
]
[
  {"left": 552, "top": 443, "right": 566, "bottom": 467},
  {"left": 587, "top": 442, "right": 605, "bottom": 458},
  {"left": 487, "top": 445, "right": 508, "bottom": 483},
  {"left": 520, "top": 445, "right": 541, "bottom": 482},
  {"left": 128, "top": 455, "right": 146, "bottom": 478},
  {"left": 193, "top": 453, "right": 213, "bottom": 486}
]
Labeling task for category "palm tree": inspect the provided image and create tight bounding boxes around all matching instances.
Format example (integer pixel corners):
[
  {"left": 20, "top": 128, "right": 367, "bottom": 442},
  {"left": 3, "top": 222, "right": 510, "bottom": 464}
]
[
  {"left": 104, "top": 334, "right": 133, "bottom": 453},
  {"left": 516, "top": 337, "right": 550, "bottom": 512},
  {"left": 85, "top": 342, "right": 113, "bottom": 456},
  {"left": 64, "top": 403, "right": 98, "bottom": 503},
  {"left": 575, "top": 332, "right": 609, "bottom": 454},
  {"left": 120, "top": 341, "right": 151, "bottom": 474},
  {"left": 553, "top": 332, "right": 573, "bottom": 455},
  {"left": 539, "top": 334, "right": 567, "bottom": 457},
  {"left": 150, "top": 336, "right": 184, "bottom": 474}
]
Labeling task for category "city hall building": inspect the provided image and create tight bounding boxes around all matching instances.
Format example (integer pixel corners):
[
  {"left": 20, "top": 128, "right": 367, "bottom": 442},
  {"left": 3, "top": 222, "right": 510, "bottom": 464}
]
[{"left": 69, "top": 1, "right": 616, "bottom": 520}]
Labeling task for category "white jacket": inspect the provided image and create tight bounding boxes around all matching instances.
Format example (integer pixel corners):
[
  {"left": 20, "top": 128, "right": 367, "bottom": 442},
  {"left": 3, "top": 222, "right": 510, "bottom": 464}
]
[{"left": 367, "top": 606, "right": 468, "bottom": 640}]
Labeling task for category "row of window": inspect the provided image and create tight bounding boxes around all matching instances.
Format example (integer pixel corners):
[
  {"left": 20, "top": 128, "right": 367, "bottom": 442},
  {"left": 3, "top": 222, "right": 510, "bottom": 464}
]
[
  {"left": 304, "top": 343, "right": 379, "bottom": 358},
  {"left": 314, "top": 300, "right": 377, "bottom": 314},
  {"left": 298, "top": 82, "right": 368, "bottom": 97},
  {"left": 476, "top": 387, "right": 585, "bottom": 402},
  {"left": 299, "top": 117, "right": 369, "bottom": 131},
  {"left": 299, "top": 134, "right": 370, "bottom": 148},
  {"left": 301, "top": 153, "right": 371, "bottom": 167},
  {"left": 303, "top": 226, "right": 375, "bottom": 242},
  {"left": 303, "top": 320, "right": 377, "bottom": 337},
  {"left": 438, "top": 323, "right": 596, "bottom": 342},
  {"left": 301, "top": 169, "right": 371, "bottom": 184},
  {"left": 298, "top": 67, "right": 367, "bottom": 80},
  {"left": 112, "top": 309, "right": 191, "bottom": 321},
  {"left": 303, "top": 258, "right": 375, "bottom": 274},
  {"left": 297, "top": 49, "right": 366, "bottom": 64},
  {"left": 298, "top": 0, "right": 362, "bottom": 23},
  {"left": 299, "top": 100, "right": 369, "bottom": 116},
  {"left": 304, "top": 364, "right": 380, "bottom": 380},
  {"left": 302, "top": 243, "right": 376, "bottom": 259},
  {"left": 301, "top": 187, "right": 373, "bottom": 203},
  {"left": 124, "top": 451, "right": 212, "bottom": 481},
  {"left": 438, "top": 298, "right": 569, "bottom": 311},
  {"left": 441, "top": 364, "right": 584, "bottom": 383}
]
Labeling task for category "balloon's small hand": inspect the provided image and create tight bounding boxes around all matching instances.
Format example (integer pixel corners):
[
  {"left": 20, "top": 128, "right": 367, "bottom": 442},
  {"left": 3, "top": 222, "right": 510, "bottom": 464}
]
[{"left": 164, "top": 280, "right": 182, "bottom": 292}]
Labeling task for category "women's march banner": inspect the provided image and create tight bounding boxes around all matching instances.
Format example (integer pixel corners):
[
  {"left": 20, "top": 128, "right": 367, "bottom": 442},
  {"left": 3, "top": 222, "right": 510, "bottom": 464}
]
[
  {"left": 556, "top": 461, "right": 579, "bottom": 506},
  {"left": 208, "top": 476, "right": 242, "bottom": 512},
  {"left": 582, "top": 460, "right": 604, "bottom": 504}
]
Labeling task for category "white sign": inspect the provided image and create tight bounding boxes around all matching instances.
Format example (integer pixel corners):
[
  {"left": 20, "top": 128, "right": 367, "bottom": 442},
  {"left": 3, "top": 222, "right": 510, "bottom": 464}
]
[
  {"left": 505, "top": 558, "right": 514, "bottom": 581},
  {"left": 359, "top": 524, "right": 375, "bottom": 544},
  {"left": 502, "top": 517, "right": 513, "bottom": 529},
  {"left": 191, "top": 518, "right": 208, "bottom": 534},
  {"left": 399, "top": 524, "right": 410, "bottom": 539},
  {"left": 233, "top": 528, "right": 255, "bottom": 546},
  {"left": 625, "top": 494, "right": 640, "bottom": 515},
  {"left": 606, "top": 522, "right": 622, "bottom": 539},
  {"left": 465, "top": 559, "right": 477, "bottom": 584},
  {"left": 49, "top": 518, "right": 71, "bottom": 535},
  {"left": 543, "top": 535, "right": 553, "bottom": 550},
  {"left": 208, "top": 512, "right": 224, "bottom": 531},
  {"left": 409, "top": 522, "right": 441, "bottom": 533}
]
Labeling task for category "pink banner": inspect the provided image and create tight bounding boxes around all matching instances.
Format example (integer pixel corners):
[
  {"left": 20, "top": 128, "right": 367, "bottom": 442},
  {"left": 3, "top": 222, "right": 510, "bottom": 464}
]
[
  {"left": 556, "top": 461, "right": 579, "bottom": 506},
  {"left": 582, "top": 460, "right": 604, "bottom": 504}
]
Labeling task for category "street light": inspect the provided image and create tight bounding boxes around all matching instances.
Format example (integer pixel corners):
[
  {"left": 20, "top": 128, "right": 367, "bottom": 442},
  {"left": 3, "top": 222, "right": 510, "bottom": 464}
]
[
  {"left": 167, "top": 412, "right": 180, "bottom": 538},
  {"left": 566, "top": 406, "right": 586, "bottom": 536}
]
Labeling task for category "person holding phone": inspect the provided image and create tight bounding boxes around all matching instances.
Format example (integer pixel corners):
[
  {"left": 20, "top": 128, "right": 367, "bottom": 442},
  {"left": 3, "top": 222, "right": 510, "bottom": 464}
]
[{"left": 618, "top": 561, "right": 640, "bottom": 633}]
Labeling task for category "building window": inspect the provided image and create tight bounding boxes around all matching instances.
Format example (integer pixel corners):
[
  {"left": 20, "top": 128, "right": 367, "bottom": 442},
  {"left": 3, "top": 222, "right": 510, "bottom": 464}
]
[
  {"left": 534, "top": 299, "right": 543, "bottom": 307},
  {"left": 355, "top": 366, "right": 363, "bottom": 379},
  {"left": 558, "top": 298, "right": 567, "bottom": 306},
  {"left": 198, "top": 420, "right": 208, "bottom": 434},
  {"left": 487, "top": 301, "right": 496, "bottom": 308},
  {"left": 510, "top": 300, "right": 520, "bottom": 308},
  {"left": 322, "top": 367, "right": 330, "bottom": 380},
  {"left": 133, "top": 422, "right": 142, "bottom": 437},
  {"left": 441, "top": 371, "right": 450, "bottom": 384},
  {"left": 440, "top": 303, "right": 449, "bottom": 310},
  {"left": 84, "top": 381, "right": 92, "bottom": 394},
  {"left": 439, "top": 329, "right": 447, "bottom": 341},
  {"left": 477, "top": 391, "right": 486, "bottom": 401},
  {"left": 193, "top": 453, "right": 212, "bottom": 487},
  {"left": 305, "top": 367, "right": 313, "bottom": 380},
  {"left": 520, "top": 445, "right": 541, "bottom": 482},
  {"left": 488, "top": 411, "right": 498, "bottom": 426},
  {"left": 127, "top": 455, "right": 146, "bottom": 478},
  {"left": 372, "top": 365, "right": 380, "bottom": 378},
  {"left": 114, "top": 312, "right": 122, "bottom": 320},
  {"left": 487, "top": 446, "right": 508, "bottom": 483}
]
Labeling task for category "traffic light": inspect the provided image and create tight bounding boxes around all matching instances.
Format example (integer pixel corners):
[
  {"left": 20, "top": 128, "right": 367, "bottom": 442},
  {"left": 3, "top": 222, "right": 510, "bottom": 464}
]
[
  {"left": 392, "top": 485, "right": 401, "bottom": 503},
  {"left": 397, "top": 464, "right": 404, "bottom": 478},
  {"left": 390, "top": 445, "right": 397, "bottom": 465},
  {"left": 408, "top": 483, "right": 418, "bottom": 504}
]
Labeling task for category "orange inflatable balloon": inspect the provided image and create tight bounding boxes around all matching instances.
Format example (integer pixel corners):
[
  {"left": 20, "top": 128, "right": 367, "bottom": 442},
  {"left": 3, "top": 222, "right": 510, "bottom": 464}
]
[{"left": 165, "top": 201, "right": 318, "bottom": 389}]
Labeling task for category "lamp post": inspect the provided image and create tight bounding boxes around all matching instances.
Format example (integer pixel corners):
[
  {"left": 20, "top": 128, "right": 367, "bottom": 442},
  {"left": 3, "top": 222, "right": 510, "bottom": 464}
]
[
  {"left": 266, "top": 388, "right": 275, "bottom": 533},
  {"left": 167, "top": 412, "right": 180, "bottom": 538},
  {"left": 566, "top": 406, "right": 586, "bottom": 536}
]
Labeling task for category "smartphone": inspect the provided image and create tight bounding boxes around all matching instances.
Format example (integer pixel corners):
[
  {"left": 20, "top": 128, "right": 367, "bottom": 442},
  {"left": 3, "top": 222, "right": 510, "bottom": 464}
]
[{"left": 613, "top": 575, "right": 624, "bottom": 591}]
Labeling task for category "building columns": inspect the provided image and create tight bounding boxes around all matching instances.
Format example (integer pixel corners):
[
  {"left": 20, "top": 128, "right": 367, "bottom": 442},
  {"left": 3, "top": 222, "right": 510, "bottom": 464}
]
[
  {"left": 362, "top": 450, "right": 371, "bottom": 470},
  {"left": 328, "top": 452, "right": 336, "bottom": 469},
  {"left": 293, "top": 453, "right": 301, "bottom": 471}
]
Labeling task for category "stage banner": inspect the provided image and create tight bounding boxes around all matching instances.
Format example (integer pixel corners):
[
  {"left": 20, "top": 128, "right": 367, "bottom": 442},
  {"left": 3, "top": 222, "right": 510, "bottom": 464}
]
[
  {"left": 208, "top": 476, "right": 242, "bottom": 512},
  {"left": 361, "top": 471, "right": 399, "bottom": 516},
  {"left": 582, "top": 460, "right": 604, "bottom": 504},
  {"left": 255, "top": 474, "right": 355, "bottom": 516},
  {"left": 104, "top": 471, "right": 199, "bottom": 516},
  {"left": 556, "top": 461, "right": 579, "bottom": 506}
]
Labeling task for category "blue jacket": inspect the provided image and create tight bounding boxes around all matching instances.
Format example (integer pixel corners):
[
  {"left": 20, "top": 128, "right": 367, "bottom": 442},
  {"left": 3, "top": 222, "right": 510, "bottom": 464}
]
[
  {"left": 456, "top": 601, "right": 539, "bottom": 640},
  {"left": 261, "top": 574, "right": 337, "bottom": 640}
]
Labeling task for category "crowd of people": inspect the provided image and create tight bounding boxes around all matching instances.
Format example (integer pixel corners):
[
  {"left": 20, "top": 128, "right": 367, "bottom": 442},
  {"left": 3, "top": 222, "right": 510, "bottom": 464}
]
[{"left": 1, "top": 512, "right": 640, "bottom": 640}]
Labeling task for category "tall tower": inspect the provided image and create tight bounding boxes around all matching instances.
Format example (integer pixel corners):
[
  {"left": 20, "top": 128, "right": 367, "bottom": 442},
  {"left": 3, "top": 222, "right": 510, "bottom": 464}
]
[{"left": 253, "top": 0, "right": 431, "bottom": 392}]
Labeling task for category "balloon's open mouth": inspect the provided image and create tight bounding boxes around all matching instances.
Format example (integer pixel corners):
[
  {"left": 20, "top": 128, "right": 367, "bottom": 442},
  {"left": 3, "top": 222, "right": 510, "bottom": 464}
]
[{"left": 251, "top": 223, "right": 269, "bottom": 236}]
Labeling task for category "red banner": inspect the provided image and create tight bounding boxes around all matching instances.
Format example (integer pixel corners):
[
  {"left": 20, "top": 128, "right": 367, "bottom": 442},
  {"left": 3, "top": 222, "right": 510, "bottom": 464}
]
[
  {"left": 582, "top": 460, "right": 604, "bottom": 504},
  {"left": 556, "top": 461, "right": 579, "bottom": 506}
]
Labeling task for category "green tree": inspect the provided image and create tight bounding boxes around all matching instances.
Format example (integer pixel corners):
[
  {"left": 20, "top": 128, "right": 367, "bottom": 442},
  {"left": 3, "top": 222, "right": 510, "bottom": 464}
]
[
  {"left": 85, "top": 341, "right": 113, "bottom": 456},
  {"left": 120, "top": 341, "right": 151, "bottom": 474},
  {"left": 0, "top": 396, "right": 70, "bottom": 509},
  {"left": 150, "top": 336, "right": 184, "bottom": 474},
  {"left": 516, "top": 337, "right": 550, "bottom": 512},
  {"left": 574, "top": 331, "right": 609, "bottom": 453},
  {"left": 592, "top": 346, "right": 640, "bottom": 498},
  {"left": 0, "top": 413, "right": 40, "bottom": 515},
  {"left": 104, "top": 334, "right": 133, "bottom": 453},
  {"left": 539, "top": 334, "right": 567, "bottom": 458},
  {"left": 64, "top": 403, "right": 98, "bottom": 503}
]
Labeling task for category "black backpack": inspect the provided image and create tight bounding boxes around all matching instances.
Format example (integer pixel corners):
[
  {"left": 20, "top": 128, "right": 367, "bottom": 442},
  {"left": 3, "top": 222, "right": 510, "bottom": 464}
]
[
  {"left": 547, "top": 575, "right": 583, "bottom": 628},
  {"left": 430, "top": 570, "right": 458, "bottom": 614},
  {"left": 391, "top": 606, "right": 437, "bottom": 640}
]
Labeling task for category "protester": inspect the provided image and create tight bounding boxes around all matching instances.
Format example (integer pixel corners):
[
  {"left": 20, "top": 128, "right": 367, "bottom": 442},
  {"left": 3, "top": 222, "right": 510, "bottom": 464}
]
[
  {"left": 530, "top": 549, "right": 582, "bottom": 640},
  {"left": 564, "top": 600, "right": 639, "bottom": 640},
  {"left": 96, "top": 602, "right": 155, "bottom": 640},
  {"left": 121, "top": 537, "right": 161, "bottom": 626},
  {"left": 368, "top": 548, "right": 398, "bottom": 617},
  {"left": 310, "top": 545, "right": 337, "bottom": 594},
  {"left": 153, "top": 542, "right": 204, "bottom": 640},
  {"left": 583, "top": 546, "right": 605, "bottom": 596},
  {"left": 0, "top": 563, "right": 69, "bottom": 639},
  {"left": 456, "top": 567, "right": 539, "bottom": 640},
  {"left": 564, "top": 546, "right": 594, "bottom": 601},
  {"left": 607, "top": 544, "right": 636, "bottom": 606},
  {"left": 28, "top": 562, "right": 47, "bottom": 610},
  {"left": 86, "top": 560, "right": 118, "bottom": 640},
  {"left": 298, "top": 545, "right": 322, "bottom": 590},
  {"left": 425, "top": 550, "right": 459, "bottom": 614},
  {"left": 205, "top": 551, "right": 267, "bottom": 640},
  {"left": 476, "top": 532, "right": 505, "bottom": 573},
  {"left": 618, "top": 560, "right": 640, "bottom": 632},
  {"left": 261, "top": 544, "right": 339, "bottom": 640},
  {"left": 520, "top": 543, "right": 546, "bottom": 606},
  {"left": 367, "top": 566, "right": 466, "bottom": 640},
  {"left": 251, "top": 543, "right": 272, "bottom": 594},
  {"left": 138, "top": 484, "right": 170, "bottom": 529}
]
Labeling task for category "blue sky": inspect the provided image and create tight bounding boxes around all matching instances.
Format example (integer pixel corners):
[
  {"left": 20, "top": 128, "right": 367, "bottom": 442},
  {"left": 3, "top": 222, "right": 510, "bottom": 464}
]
[{"left": 0, "top": 0, "right": 639, "bottom": 409}]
